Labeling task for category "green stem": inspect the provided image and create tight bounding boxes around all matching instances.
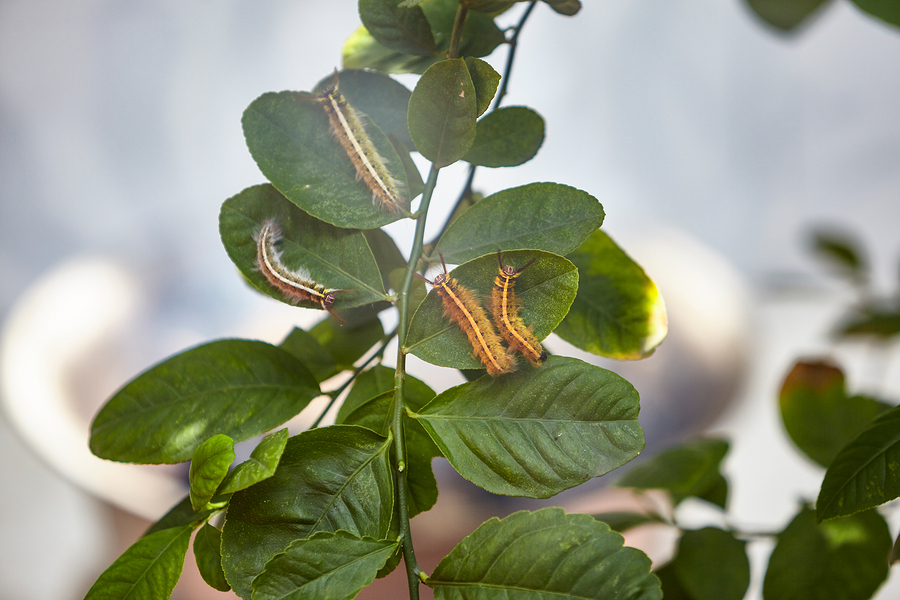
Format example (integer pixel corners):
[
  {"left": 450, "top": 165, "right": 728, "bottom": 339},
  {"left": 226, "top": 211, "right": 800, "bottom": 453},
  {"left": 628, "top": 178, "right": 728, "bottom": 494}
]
[
  {"left": 393, "top": 165, "right": 440, "bottom": 600},
  {"left": 447, "top": 6, "right": 469, "bottom": 59}
]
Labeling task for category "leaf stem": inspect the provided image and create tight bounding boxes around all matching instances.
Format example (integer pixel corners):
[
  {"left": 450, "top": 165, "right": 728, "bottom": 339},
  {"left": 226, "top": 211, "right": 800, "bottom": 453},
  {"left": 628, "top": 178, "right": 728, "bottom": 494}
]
[
  {"left": 447, "top": 6, "right": 469, "bottom": 60},
  {"left": 393, "top": 164, "right": 440, "bottom": 599}
]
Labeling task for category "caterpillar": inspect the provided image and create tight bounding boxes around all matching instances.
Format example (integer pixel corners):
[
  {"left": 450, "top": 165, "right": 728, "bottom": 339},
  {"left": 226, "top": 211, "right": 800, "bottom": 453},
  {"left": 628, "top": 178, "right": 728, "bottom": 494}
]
[
  {"left": 490, "top": 250, "right": 546, "bottom": 366},
  {"left": 419, "top": 254, "right": 515, "bottom": 376},
  {"left": 318, "top": 73, "right": 407, "bottom": 215},
  {"left": 255, "top": 219, "right": 345, "bottom": 322}
]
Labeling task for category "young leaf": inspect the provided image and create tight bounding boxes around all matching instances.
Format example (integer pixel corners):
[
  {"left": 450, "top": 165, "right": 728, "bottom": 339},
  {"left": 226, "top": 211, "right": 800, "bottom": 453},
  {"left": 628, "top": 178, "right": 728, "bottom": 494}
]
[
  {"left": 279, "top": 328, "right": 339, "bottom": 383},
  {"left": 143, "top": 496, "right": 221, "bottom": 537},
  {"left": 427, "top": 508, "right": 662, "bottom": 600},
  {"left": 90, "top": 340, "right": 319, "bottom": 464},
  {"left": 616, "top": 438, "right": 730, "bottom": 509},
  {"left": 779, "top": 360, "right": 891, "bottom": 468},
  {"left": 408, "top": 58, "right": 477, "bottom": 167},
  {"left": 84, "top": 525, "right": 193, "bottom": 600},
  {"left": 252, "top": 531, "right": 400, "bottom": 600},
  {"left": 671, "top": 528, "right": 749, "bottom": 600},
  {"left": 359, "top": 0, "right": 437, "bottom": 56},
  {"left": 816, "top": 405, "right": 900, "bottom": 521},
  {"left": 242, "top": 92, "right": 408, "bottom": 229},
  {"left": 220, "top": 426, "right": 394, "bottom": 599},
  {"left": 763, "top": 507, "right": 890, "bottom": 600},
  {"left": 744, "top": 0, "right": 831, "bottom": 31},
  {"left": 217, "top": 428, "right": 289, "bottom": 495},
  {"left": 342, "top": 24, "right": 439, "bottom": 74},
  {"left": 189, "top": 434, "right": 235, "bottom": 511},
  {"left": 310, "top": 315, "right": 385, "bottom": 369},
  {"left": 463, "top": 105, "right": 545, "bottom": 168},
  {"left": 219, "top": 185, "right": 388, "bottom": 311},
  {"left": 464, "top": 57, "right": 501, "bottom": 117},
  {"left": 193, "top": 523, "right": 230, "bottom": 592},
  {"left": 413, "top": 356, "right": 644, "bottom": 498},
  {"left": 434, "top": 182, "right": 605, "bottom": 264},
  {"left": 407, "top": 250, "right": 577, "bottom": 370},
  {"left": 850, "top": 0, "right": 900, "bottom": 28},
  {"left": 555, "top": 230, "right": 668, "bottom": 360}
]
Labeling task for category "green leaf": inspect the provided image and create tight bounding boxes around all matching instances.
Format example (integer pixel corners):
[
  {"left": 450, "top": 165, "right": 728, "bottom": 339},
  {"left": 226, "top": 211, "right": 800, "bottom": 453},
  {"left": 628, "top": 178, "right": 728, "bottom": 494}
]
[
  {"left": 835, "top": 303, "right": 900, "bottom": 339},
  {"left": 891, "top": 529, "right": 900, "bottom": 565},
  {"left": 219, "top": 184, "right": 388, "bottom": 312},
  {"left": 851, "top": 0, "right": 900, "bottom": 28},
  {"left": 408, "top": 58, "right": 477, "bottom": 167},
  {"left": 592, "top": 512, "right": 658, "bottom": 533},
  {"left": 364, "top": 227, "right": 407, "bottom": 293},
  {"left": 434, "top": 182, "right": 605, "bottom": 264},
  {"left": 310, "top": 315, "right": 385, "bottom": 369},
  {"left": 414, "top": 356, "right": 644, "bottom": 498},
  {"left": 810, "top": 228, "right": 867, "bottom": 284},
  {"left": 763, "top": 507, "right": 891, "bottom": 600},
  {"left": 220, "top": 426, "right": 393, "bottom": 599},
  {"left": 817, "top": 406, "right": 900, "bottom": 521},
  {"left": 463, "top": 106, "right": 545, "bottom": 168},
  {"left": 462, "top": 0, "right": 518, "bottom": 12},
  {"left": 744, "top": 0, "right": 831, "bottom": 31},
  {"left": 543, "top": 0, "right": 582, "bottom": 16},
  {"left": 422, "top": 0, "right": 507, "bottom": 58},
  {"left": 193, "top": 523, "right": 230, "bottom": 592},
  {"left": 279, "top": 328, "right": 339, "bottom": 383},
  {"left": 90, "top": 340, "right": 320, "bottom": 464},
  {"left": 672, "top": 528, "right": 749, "bottom": 600},
  {"left": 218, "top": 428, "right": 289, "bottom": 495},
  {"left": 654, "top": 563, "right": 691, "bottom": 600},
  {"left": 556, "top": 230, "right": 668, "bottom": 360},
  {"left": 359, "top": 0, "right": 437, "bottom": 56},
  {"left": 406, "top": 250, "right": 578, "bottom": 370},
  {"left": 428, "top": 508, "right": 662, "bottom": 600},
  {"left": 616, "top": 438, "right": 729, "bottom": 509},
  {"left": 252, "top": 531, "right": 399, "bottom": 600},
  {"left": 464, "top": 57, "right": 501, "bottom": 117},
  {"left": 143, "top": 496, "right": 221, "bottom": 537},
  {"left": 342, "top": 25, "right": 439, "bottom": 74},
  {"left": 779, "top": 360, "right": 891, "bottom": 468},
  {"left": 189, "top": 435, "right": 235, "bottom": 511},
  {"left": 84, "top": 525, "right": 193, "bottom": 600},
  {"left": 336, "top": 364, "right": 436, "bottom": 423},
  {"left": 242, "top": 91, "right": 408, "bottom": 229}
]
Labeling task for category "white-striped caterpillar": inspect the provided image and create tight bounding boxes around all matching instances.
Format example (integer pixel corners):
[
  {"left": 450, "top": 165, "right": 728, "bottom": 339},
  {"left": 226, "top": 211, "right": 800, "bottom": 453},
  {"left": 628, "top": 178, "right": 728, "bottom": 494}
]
[
  {"left": 255, "top": 219, "right": 346, "bottom": 322},
  {"left": 418, "top": 254, "right": 515, "bottom": 376},
  {"left": 318, "top": 73, "right": 407, "bottom": 215},
  {"left": 490, "top": 250, "right": 546, "bottom": 366}
]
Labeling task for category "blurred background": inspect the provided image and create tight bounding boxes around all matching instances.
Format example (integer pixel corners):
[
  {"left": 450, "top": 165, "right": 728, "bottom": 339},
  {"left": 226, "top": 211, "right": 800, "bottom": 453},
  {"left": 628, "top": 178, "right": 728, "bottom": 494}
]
[{"left": 1, "top": 1, "right": 899, "bottom": 599}]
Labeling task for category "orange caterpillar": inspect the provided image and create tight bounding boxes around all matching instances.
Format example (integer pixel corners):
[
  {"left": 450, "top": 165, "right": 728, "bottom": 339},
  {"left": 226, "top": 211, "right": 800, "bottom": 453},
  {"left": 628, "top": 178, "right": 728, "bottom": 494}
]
[
  {"left": 420, "top": 255, "right": 515, "bottom": 376},
  {"left": 490, "top": 250, "right": 546, "bottom": 366},
  {"left": 318, "top": 73, "right": 407, "bottom": 215}
]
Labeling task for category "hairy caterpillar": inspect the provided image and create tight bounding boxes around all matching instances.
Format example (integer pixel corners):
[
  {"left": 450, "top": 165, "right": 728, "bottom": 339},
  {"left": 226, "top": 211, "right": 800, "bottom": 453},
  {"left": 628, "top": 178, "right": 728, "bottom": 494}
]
[
  {"left": 255, "top": 219, "right": 346, "bottom": 322},
  {"left": 419, "top": 255, "right": 515, "bottom": 376},
  {"left": 490, "top": 250, "right": 546, "bottom": 366},
  {"left": 318, "top": 73, "right": 407, "bottom": 215}
]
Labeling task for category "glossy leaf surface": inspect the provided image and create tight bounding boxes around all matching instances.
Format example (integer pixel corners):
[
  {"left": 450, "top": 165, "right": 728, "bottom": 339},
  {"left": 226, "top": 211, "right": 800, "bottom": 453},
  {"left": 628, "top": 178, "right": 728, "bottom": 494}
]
[
  {"left": 556, "top": 230, "right": 667, "bottom": 360},
  {"left": 671, "top": 528, "right": 749, "bottom": 600},
  {"left": 414, "top": 356, "right": 644, "bottom": 498},
  {"left": 84, "top": 525, "right": 192, "bottom": 600},
  {"left": 189, "top": 434, "right": 235, "bottom": 510},
  {"left": 359, "top": 0, "right": 436, "bottom": 56},
  {"left": 817, "top": 406, "right": 900, "bottom": 521},
  {"left": 220, "top": 426, "right": 393, "bottom": 599},
  {"left": 616, "top": 438, "right": 730, "bottom": 508},
  {"left": 428, "top": 508, "right": 661, "bottom": 599},
  {"left": 464, "top": 106, "right": 545, "bottom": 167},
  {"left": 143, "top": 496, "right": 221, "bottom": 537},
  {"left": 193, "top": 523, "right": 230, "bottom": 592},
  {"left": 90, "top": 339, "right": 319, "bottom": 464},
  {"left": 219, "top": 185, "right": 387, "bottom": 311},
  {"left": 406, "top": 251, "right": 577, "bottom": 370},
  {"left": 252, "top": 532, "right": 399, "bottom": 600},
  {"left": 217, "top": 428, "right": 289, "bottom": 495},
  {"left": 408, "top": 58, "right": 476, "bottom": 167},
  {"left": 279, "top": 328, "right": 339, "bottom": 383},
  {"left": 763, "top": 507, "right": 890, "bottom": 600},
  {"left": 434, "top": 182, "right": 605, "bottom": 264},
  {"left": 242, "top": 92, "right": 408, "bottom": 229},
  {"left": 780, "top": 360, "right": 890, "bottom": 468}
]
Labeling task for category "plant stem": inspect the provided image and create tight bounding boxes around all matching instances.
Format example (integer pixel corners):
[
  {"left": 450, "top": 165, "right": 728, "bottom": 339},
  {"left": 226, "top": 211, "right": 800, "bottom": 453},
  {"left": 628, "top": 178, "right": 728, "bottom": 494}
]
[
  {"left": 393, "top": 164, "right": 440, "bottom": 600},
  {"left": 448, "top": 6, "right": 469, "bottom": 59}
]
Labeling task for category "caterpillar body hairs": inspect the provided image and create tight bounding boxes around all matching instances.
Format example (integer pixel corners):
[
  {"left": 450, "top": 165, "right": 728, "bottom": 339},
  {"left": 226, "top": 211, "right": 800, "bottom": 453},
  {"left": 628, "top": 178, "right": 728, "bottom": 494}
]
[
  {"left": 419, "top": 254, "right": 515, "bottom": 376},
  {"left": 255, "top": 219, "right": 346, "bottom": 322},
  {"left": 318, "top": 73, "right": 407, "bottom": 215},
  {"left": 490, "top": 250, "right": 547, "bottom": 366}
]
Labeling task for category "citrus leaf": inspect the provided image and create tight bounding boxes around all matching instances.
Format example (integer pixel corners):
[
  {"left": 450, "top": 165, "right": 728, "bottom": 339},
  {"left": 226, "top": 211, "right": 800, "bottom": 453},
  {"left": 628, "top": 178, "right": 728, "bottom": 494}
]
[
  {"left": 414, "top": 356, "right": 644, "bottom": 498},
  {"left": 217, "top": 428, "right": 288, "bottom": 495},
  {"left": 189, "top": 434, "right": 235, "bottom": 511},
  {"left": 434, "top": 182, "right": 605, "bottom": 264},
  {"left": 591, "top": 512, "right": 658, "bottom": 533},
  {"left": 672, "top": 528, "right": 749, "bottom": 600},
  {"left": 143, "top": 496, "right": 221, "bottom": 537},
  {"left": 428, "top": 508, "right": 661, "bottom": 600},
  {"left": 359, "top": 0, "right": 437, "bottom": 56},
  {"left": 279, "top": 328, "right": 339, "bottom": 383},
  {"left": 850, "top": 0, "right": 900, "bottom": 28},
  {"left": 252, "top": 531, "right": 400, "bottom": 600},
  {"left": 556, "top": 230, "right": 668, "bottom": 360},
  {"left": 310, "top": 315, "right": 386, "bottom": 369},
  {"left": 342, "top": 25, "right": 439, "bottom": 74},
  {"left": 220, "top": 426, "right": 393, "bottom": 599},
  {"left": 543, "top": 0, "right": 582, "bottom": 16},
  {"left": 817, "top": 406, "right": 900, "bottom": 521},
  {"left": 744, "top": 0, "right": 831, "bottom": 31},
  {"left": 406, "top": 251, "right": 577, "bottom": 370},
  {"left": 464, "top": 57, "right": 501, "bottom": 117},
  {"left": 463, "top": 106, "right": 545, "bottom": 167},
  {"left": 90, "top": 339, "right": 319, "bottom": 464},
  {"left": 193, "top": 523, "right": 230, "bottom": 592}
]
